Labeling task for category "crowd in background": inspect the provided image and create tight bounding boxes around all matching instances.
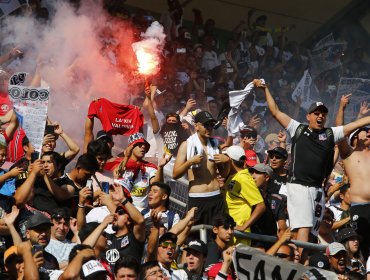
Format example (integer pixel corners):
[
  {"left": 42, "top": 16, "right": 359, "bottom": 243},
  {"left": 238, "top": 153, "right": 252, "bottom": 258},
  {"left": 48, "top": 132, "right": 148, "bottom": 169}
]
[{"left": 0, "top": 0, "right": 370, "bottom": 279}]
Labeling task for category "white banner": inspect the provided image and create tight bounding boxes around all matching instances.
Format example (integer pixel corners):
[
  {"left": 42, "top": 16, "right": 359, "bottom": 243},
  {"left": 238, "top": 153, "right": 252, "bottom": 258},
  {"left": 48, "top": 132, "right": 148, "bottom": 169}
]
[
  {"left": 291, "top": 70, "right": 320, "bottom": 112},
  {"left": 0, "top": 0, "right": 27, "bottom": 19},
  {"left": 233, "top": 245, "right": 337, "bottom": 280},
  {"left": 310, "top": 34, "right": 346, "bottom": 78},
  {"left": 333, "top": 78, "right": 370, "bottom": 123},
  {"left": 8, "top": 72, "right": 49, "bottom": 152}
]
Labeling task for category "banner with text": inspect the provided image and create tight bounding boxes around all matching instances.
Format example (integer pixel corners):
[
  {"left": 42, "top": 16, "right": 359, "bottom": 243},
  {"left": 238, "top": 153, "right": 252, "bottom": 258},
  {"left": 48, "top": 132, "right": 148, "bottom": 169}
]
[
  {"left": 9, "top": 72, "right": 49, "bottom": 152},
  {"left": 291, "top": 70, "right": 320, "bottom": 112},
  {"left": 233, "top": 245, "right": 337, "bottom": 280},
  {"left": 333, "top": 78, "right": 370, "bottom": 123}
]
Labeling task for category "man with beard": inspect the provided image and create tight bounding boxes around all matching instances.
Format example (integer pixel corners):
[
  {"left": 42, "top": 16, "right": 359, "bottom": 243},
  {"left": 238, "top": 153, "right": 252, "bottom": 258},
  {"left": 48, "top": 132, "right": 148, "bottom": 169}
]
[
  {"left": 336, "top": 95, "right": 370, "bottom": 258},
  {"left": 104, "top": 196, "right": 145, "bottom": 270},
  {"left": 326, "top": 242, "right": 348, "bottom": 277},
  {"left": 258, "top": 79, "right": 370, "bottom": 261}
]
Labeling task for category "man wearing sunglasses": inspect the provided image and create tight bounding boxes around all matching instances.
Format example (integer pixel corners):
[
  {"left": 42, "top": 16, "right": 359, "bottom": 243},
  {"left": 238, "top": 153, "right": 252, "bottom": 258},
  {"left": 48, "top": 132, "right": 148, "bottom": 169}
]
[
  {"left": 257, "top": 79, "right": 370, "bottom": 262},
  {"left": 45, "top": 208, "right": 76, "bottom": 269},
  {"left": 266, "top": 147, "right": 289, "bottom": 196}
]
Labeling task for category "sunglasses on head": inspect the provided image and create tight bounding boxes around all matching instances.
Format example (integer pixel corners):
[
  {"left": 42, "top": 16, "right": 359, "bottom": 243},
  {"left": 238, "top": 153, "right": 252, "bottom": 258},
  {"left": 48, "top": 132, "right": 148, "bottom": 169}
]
[
  {"left": 52, "top": 214, "right": 70, "bottom": 221},
  {"left": 160, "top": 241, "right": 177, "bottom": 249}
]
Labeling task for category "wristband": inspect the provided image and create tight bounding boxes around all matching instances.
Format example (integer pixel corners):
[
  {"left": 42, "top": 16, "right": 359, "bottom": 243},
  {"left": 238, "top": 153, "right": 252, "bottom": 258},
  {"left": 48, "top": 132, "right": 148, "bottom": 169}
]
[
  {"left": 121, "top": 198, "right": 129, "bottom": 206},
  {"left": 78, "top": 204, "right": 85, "bottom": 208}
]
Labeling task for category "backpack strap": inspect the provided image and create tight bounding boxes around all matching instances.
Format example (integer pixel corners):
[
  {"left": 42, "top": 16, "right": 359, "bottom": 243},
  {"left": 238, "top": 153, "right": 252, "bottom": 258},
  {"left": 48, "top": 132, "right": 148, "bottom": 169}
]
[{"left": 292, "top": 124, "right": 308, "bottom": 143}]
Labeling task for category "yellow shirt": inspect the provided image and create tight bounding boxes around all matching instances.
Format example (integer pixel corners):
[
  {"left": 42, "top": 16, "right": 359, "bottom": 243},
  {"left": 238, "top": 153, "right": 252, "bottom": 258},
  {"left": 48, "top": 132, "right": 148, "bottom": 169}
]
[{"left": 224, "top": 169, "right": 264, "bottom": 245}]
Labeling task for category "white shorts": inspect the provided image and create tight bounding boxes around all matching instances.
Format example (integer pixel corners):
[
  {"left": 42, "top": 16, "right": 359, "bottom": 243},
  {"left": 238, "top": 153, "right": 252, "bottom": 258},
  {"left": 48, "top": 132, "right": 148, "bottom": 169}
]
[{"left": 286, "top": 183, "right": 325, "bottom": 236}]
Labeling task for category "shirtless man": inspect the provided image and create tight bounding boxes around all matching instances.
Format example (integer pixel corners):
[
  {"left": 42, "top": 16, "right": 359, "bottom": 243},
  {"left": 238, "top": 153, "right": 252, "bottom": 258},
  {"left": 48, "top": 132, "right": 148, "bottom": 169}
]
[
  {"left": 336, "top": 96, "right": 370, "bottom": 258},
  {"left": 173, "top": 111, "right": 229, "bottom": 225},
  {"left": 258, "top": 79, "right": 370, "bottom": 261}
]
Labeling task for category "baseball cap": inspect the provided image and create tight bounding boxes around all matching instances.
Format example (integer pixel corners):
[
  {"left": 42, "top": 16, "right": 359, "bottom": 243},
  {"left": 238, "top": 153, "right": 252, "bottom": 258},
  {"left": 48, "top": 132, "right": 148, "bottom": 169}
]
[
  {"left": 308, "top": 102, "right": 328, "bottom": 114},
  {"left": 239, "top": 125, "right": 257, "bottom": 138},
  {"left": 336, "top": 228, "right": 361, "bottom": 243},
  {"left": 127, "top": 132, "right": 150, "bottom": 150},
  {"left": 194, "top": 111, "right": 216, "bottom": 125},
  {"left": 159, "top": 232, "right": 177, "bottom": 244},
  {"left": 224, "top": 146, "right": 246, "bottom": 162},
  {"left": 249, "top": 163, "right": 273, "bottom": 177},
  {"left": 26, "top": 212, "right": 53, "bottom": 230},
  {"left": 326, "top": 242, "right": 347, "bottom": 256},
  {"left": 82, "top": 260, "right": 107, "bottom": 278},
  {"left": 245, "top": 149, "right": 257, "bottom": 167},
  {"left": 96, "top": 130, "right": 113, "bottom": 142},
  {"left": 51, "top": 208, "right": 71, "bottom": 221},
  {"left": 267, "top": 147, "right": 288, "bottom": 159},
  {"left": 349, "top": 126, "right": 369, "bottom": 146},
  {"left": 308, "top": 253, "right": 330, "bottom": 270},
  {"left": 4, "top": 246, "right": 20, "bottom": 265},
  {"left": 183, "top": 239, "right": 208, "bottom": 255}
]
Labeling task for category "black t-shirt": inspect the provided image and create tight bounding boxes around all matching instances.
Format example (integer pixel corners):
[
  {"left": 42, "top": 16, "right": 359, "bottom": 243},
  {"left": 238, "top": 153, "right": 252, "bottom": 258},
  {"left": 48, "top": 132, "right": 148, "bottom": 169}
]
[
  {"left": 267, "top": 170, "right": 288, "bottom": 195},
  {"left": 39, "top": 250, "right": 59, "bottom": 280},
  {"left": 205, "top": 240, "right": 223, "bottom": 270},
  {"left": 33, "top": 178, "right": 59, "bottom": 214},
  {"left": 265, "top": 193, "right": 288, "bottom": 222},
  {"left": 160, "top": 123, "right": 188, "bottom": 156},
  {"left": 105, "top": 232, "right": 144, "bottom": 270},
  {"left": 55, "top": 174, "right": 79, "bottom": 217}
]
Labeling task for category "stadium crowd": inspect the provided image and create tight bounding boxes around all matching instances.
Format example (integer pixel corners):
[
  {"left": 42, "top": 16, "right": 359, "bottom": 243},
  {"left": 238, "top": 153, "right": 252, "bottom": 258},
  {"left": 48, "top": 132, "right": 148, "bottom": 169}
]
[{"left": 0, "top": 0, "right": 370, "bottom": 279}]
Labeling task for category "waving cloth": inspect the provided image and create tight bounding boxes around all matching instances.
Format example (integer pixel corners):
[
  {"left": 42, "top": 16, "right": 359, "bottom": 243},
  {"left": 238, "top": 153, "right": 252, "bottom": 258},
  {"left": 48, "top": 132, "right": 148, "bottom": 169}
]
[{"left": 87, "top": 98, "right": 143, "bottom": 135}]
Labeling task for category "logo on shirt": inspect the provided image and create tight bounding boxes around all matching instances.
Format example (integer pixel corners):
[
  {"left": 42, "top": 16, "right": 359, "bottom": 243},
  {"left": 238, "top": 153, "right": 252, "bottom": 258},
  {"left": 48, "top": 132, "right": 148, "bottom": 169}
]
[
  {"left": 1, "top": 104, "right": 9, "bottom": 112},
  {"left": 120, "top": 236, "right": 129, "bottom": 248},
  {"left": 106, "top": 249, "right": 120, "bottom": 263},
  {"left": 318, "top": 133, "right": 327, "bottom": 141}
]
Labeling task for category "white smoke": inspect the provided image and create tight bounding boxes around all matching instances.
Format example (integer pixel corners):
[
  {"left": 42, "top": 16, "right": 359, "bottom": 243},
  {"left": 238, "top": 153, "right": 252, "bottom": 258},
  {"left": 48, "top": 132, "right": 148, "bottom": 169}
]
[{"left": 1, "top": 0, "right": 141, "bottom": 150}]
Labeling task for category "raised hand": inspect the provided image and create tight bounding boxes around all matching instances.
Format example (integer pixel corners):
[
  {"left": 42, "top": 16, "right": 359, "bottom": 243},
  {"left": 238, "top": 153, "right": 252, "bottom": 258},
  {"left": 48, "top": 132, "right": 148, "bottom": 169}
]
[{"left": 3, "top": 205, "right": 20, "bottom": 226}]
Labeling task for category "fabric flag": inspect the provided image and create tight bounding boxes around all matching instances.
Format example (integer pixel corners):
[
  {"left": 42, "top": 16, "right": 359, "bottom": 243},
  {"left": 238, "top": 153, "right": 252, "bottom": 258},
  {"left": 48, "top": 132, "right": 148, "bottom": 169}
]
[
  {"left": 233, "top": 245, "right": 337, "bottom": 280},
  {"left": 87, "top": 98, "right": 144, "bottom": 136},
  {"left": 291, "top": 70, "right": 321, "bottom": 112},
  {"left": 0, "top": 0, "right": 27, "bottom": 19},
  {"left": 8, "top": 72, "right": 49, "bottom": 152},
  {"left": 227, "top": 80, "right": 264, "bottom": 134}
]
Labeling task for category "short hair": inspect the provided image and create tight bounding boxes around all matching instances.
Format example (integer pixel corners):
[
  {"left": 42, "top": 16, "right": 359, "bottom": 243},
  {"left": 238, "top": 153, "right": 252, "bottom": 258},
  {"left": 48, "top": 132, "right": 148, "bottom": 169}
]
[
  {"left": 22, "top": 136, "right": 30, "bottom": 147},
  {"left": 68, "top": 244, "right": 93, "bottom": 262},
  {"left": 87, "top": 139, "right": 111, "bottom": 158},
  {"left": 149, "top": 182, "right": 171, "bottom": 208},
  {"left": 212, "top": 213, "right": 235, "bottom": 227},
  {"left": 41, "top": 151, "right": 64, "bottom": 170},
  {"left": 140, "top": 261, "right": 161, "bottom": 280},
  {"left": 75, "top": 154, "right": 99, "bottom": 173},
  {"left": 114, "top": 255, "right": 140, "bottom": 276}
]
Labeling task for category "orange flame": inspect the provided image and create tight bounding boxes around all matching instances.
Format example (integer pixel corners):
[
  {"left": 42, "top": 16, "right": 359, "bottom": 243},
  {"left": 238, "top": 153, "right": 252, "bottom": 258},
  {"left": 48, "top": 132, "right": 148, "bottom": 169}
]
[{"left": 135, "top": 48, "right": 159, "bottom": 76}]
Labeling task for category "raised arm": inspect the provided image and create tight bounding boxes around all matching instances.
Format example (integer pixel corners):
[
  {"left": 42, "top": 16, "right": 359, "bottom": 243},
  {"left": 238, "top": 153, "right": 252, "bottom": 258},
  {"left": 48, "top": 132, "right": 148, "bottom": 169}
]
[
  {"left": 151, "top": 154, "right": 172, "bottom": 184},
  {"left": 82, "top": 214, "right": 113, "bottom": 247},
  {"left": 255, "top": 80, "right": 291, "bottom": 128},
  {"left": 44, "top": 174, "right": 74, "bottom": 201},
  {"left": 343, "top": 116, "right": 370, "bottom": 137},
  {"left": 53, "top": 122, "right": 80, "bottom": 160},
  {"left": 335, "top": 94, "right": 352, "bottom": 159},
  {"left": 83, "top": 117, "right": 94, "bottom": 153},
  {"left": 142, "top": 85, "right": 160, "bottom": 134},
  {"left": 2, "top": 109, "right": 19, "bottom": 140}
]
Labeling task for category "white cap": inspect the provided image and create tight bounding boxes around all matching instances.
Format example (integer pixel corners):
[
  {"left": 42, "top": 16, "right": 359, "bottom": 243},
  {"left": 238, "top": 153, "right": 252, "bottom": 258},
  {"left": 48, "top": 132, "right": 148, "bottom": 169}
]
[
  {"left": 82, "top": 260, "right": 107, "bottom": 277},
  {"left": 224, "top": 145, "right": 246, "bottom": 162}
]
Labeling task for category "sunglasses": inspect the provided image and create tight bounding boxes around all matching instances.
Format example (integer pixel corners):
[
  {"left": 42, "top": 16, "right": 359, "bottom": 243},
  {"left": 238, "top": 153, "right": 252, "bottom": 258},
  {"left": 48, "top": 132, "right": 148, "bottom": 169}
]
[
  {"left": 116, "top": 209, "right": 127, "bottom": 216},
  {"left": 160, "top": 242, "right": 177, "bottom": 249},
  {"left": 275, "top": 253, "right": 291, "bottom": 258},
  {"left": 270, "top": 154, "right": 283, "bottom": 160}
]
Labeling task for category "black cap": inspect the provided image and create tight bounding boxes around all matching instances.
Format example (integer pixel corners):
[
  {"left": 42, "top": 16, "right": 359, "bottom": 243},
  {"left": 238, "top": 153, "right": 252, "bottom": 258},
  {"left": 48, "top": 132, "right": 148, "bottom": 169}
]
[
  {"left": 308, "top": 253, "right": 330, "bottom": 270},
  {"left": 184, "top": 239, "right": 207, "bottom": 255},
  {"left": 96, "top": 130, "right": 113, "bottom": 142},
  {"left": 26, "top": 212, "right": 53, "bottom": 230},
  {"left": 51, "top": 208, "right": 71, "bottom": 221},
  {"left": 194, "top": 111, "right": 216, "bottom": 124},
  {"left": 336, "top": 228, "right": 361, "bottom": 243},
  {"left": 267, "top": 147, "right": 288, "bottom": 159},
  {"left": 308, "top": 102, "right": 328, "bottom": 114},
  {"left": 159, "top": 232, "right": 177, "bottom": 244}
]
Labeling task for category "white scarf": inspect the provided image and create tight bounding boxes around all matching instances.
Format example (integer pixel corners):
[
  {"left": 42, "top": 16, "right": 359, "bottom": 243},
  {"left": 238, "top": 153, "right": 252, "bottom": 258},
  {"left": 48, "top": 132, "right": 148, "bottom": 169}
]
[{"left": 186, "top": 133, "right": 219, "bottom": 168}]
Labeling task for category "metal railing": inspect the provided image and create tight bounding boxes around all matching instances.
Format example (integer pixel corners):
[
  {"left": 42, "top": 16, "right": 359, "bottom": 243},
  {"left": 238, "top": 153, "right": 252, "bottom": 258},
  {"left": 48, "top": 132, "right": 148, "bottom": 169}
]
[{"left": 163, "top": 169, "right": 327, "bottom": 252}]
